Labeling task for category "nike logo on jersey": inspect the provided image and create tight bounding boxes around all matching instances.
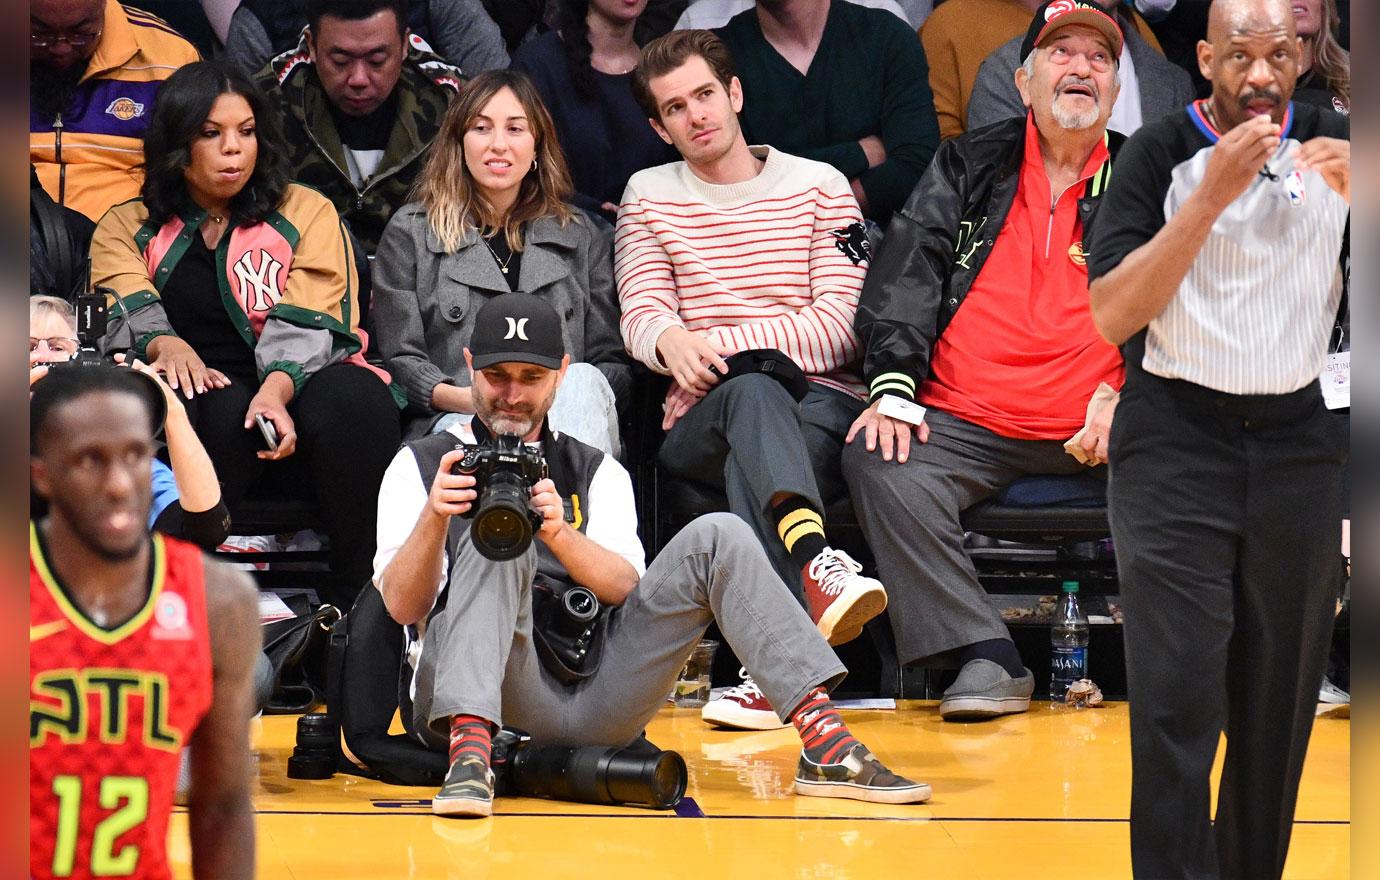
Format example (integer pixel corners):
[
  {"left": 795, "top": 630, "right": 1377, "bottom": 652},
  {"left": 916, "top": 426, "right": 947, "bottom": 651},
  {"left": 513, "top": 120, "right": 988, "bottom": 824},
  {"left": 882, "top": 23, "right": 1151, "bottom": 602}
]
[{"left": 30, "top": 620, "right": 68, "bottom": 643}]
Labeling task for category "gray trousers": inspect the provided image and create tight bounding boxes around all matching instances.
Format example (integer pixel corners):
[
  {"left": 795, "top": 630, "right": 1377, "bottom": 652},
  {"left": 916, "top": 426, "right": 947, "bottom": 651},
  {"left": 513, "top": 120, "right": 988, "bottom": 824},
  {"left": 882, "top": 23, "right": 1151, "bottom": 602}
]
[
  {"left": 658, "top": 374, "right": 865, "bottom": 600},
  {"left": 412, "top": 513, "right": 847, "bottom": 748},
  {"left": 1110, "top": 370, "right": 1342, "bottom": 880},
  {"left": 841, "top": 408, "right": 1093, "bottom": 666}
]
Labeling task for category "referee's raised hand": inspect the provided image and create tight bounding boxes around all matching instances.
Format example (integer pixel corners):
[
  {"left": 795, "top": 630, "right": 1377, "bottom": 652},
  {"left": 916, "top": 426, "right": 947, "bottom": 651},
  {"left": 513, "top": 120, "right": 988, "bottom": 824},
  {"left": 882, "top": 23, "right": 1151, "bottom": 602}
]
[
  {"left": 1200, "top": 114, "right": 1281, "bottom": 210},
  {"left": 1295, "top": 137, "right": 1350, "bottom": 204}
]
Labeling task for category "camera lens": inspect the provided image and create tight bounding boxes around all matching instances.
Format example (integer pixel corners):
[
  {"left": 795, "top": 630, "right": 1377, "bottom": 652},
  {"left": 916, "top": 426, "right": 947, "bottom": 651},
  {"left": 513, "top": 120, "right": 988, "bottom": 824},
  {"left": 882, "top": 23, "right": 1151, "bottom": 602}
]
[
  {"left": 474, "top": 506, "right": 528, "bottom": 555},
  {"left": 287, "top": 712, "right": 338, "bottom": 780},
  {"left": 471, "top": 471, "right": 536, "bottom": 560},
  {"left": 508, "top": 743, "right": 687, "bottom": 809},
  {"left": 563, "top": 587, "right": 599, "bottom": 622}
]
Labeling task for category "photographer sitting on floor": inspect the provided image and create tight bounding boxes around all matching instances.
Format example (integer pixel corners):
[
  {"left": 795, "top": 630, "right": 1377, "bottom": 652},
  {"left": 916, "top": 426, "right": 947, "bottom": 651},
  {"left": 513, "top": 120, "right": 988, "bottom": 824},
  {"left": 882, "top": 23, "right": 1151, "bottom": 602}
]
[{"left": 373, "top": 291, "right": 930, "bottom": 818}]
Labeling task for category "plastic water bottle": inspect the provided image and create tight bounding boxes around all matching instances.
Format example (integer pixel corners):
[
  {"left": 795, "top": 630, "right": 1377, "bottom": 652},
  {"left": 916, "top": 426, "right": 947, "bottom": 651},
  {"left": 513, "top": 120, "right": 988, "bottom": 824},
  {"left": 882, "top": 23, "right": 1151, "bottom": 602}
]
[{"left": 1049, "top": 580, "right": 1089, "bottom": 703}]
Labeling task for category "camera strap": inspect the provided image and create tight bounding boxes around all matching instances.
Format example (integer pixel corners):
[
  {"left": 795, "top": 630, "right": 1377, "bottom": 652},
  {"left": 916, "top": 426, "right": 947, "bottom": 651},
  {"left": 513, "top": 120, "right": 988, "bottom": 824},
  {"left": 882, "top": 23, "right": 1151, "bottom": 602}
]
[{"left": 32, "top": 182, "right": 83, "bottom": 300}]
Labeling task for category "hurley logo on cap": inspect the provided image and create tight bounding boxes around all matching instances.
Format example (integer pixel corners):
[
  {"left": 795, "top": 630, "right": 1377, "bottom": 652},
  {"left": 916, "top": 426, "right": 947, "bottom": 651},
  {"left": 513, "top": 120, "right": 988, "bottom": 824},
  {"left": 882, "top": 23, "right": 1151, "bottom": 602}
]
[{"left": 469, "top": 291, "right": 566, "bottom": 370}]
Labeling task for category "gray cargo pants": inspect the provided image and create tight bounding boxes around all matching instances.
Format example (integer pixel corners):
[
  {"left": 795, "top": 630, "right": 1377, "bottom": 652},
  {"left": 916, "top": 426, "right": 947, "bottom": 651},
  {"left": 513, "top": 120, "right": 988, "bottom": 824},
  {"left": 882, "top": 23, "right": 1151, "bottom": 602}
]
[
  {"left": 841, "top": 408, "right": 1093, "bottom": 666},
  {"left": 412, "top": 512, "right": 848, "bottom": 748}
]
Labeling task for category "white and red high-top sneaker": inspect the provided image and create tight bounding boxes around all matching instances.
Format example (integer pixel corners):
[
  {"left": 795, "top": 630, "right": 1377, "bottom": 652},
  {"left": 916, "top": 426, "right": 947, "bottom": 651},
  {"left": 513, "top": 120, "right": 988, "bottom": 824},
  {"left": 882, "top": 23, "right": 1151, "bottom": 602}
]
[{"left": 701, "top": 668, "right": 788, "bottom": 730}]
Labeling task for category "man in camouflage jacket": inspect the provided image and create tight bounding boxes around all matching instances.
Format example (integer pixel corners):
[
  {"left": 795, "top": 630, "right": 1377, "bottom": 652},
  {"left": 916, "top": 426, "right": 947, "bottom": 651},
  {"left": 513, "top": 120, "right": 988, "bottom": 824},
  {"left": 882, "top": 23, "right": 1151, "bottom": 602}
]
[{"left": 255, "top": 0, "right": 462, "bottom": 254}]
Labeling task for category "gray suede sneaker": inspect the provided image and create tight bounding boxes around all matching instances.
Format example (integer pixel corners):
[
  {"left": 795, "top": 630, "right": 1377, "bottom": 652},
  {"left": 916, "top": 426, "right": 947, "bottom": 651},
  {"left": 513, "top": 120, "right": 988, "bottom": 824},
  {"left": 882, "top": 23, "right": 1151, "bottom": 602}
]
[{"left": 938, "top": 659, "right": 1035, "bottom": 721}]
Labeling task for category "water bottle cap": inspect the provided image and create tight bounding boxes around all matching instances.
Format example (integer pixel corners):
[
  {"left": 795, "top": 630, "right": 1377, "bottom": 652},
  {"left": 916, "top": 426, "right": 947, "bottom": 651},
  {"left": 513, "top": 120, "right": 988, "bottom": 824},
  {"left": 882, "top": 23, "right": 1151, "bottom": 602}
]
[{"left": 1061, "top": 580, "right": 1079, "bottom": 593}]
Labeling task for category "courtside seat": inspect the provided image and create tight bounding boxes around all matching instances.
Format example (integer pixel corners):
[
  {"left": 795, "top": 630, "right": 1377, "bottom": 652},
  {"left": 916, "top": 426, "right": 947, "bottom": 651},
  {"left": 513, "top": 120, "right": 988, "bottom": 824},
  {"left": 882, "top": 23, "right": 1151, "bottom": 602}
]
[
  {"left": 961, "top": 472, "right": 1109, "bottom": 544},
  {"left": 213, "top": 484, "right": 332, "bottom": 593}
]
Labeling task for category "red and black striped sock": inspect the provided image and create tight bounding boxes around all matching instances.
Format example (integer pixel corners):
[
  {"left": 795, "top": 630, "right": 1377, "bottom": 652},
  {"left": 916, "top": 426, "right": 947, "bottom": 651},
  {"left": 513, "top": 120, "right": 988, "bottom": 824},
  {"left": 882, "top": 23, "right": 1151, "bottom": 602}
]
[
  {"left": 448, "top": 715, "right": 493, "bottom": 770},
  {"left": 790, "top": 687, "right": 861, "bottom": 765}
]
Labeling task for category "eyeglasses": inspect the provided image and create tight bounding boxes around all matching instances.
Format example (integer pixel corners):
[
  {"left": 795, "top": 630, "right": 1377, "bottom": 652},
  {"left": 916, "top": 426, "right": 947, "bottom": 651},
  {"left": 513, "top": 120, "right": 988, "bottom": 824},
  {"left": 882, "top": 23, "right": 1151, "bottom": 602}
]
[
  {"left": 31, "top": 29, "right": 102, "bottom": 50},
  {"left": 30, "top": 337, "right": 80, "bottom": 355}
]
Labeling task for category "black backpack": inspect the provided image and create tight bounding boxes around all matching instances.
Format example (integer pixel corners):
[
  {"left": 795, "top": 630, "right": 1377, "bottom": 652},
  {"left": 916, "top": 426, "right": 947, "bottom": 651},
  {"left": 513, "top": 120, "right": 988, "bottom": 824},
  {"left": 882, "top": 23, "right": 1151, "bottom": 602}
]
[{"left": 325, "top": 587, "right": 446, "bottom": 785}]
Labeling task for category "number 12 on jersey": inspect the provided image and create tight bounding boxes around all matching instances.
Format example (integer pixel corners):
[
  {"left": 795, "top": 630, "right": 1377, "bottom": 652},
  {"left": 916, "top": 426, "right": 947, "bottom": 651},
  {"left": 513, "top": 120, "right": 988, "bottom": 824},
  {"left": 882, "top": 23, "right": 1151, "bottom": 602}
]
[{"left": 51, "top": 775, "right": 150, "bottom": 877}]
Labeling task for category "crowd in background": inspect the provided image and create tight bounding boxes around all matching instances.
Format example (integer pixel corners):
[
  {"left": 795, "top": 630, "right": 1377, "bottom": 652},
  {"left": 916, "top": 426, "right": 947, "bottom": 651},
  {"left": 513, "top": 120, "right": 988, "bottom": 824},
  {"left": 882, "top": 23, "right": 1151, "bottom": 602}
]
[
  {"left": 28, "top": 0, "right": 1352, "bottom": 860},
  {"left": 28, "top": 0, "right": 1351, "bottom": 699}
]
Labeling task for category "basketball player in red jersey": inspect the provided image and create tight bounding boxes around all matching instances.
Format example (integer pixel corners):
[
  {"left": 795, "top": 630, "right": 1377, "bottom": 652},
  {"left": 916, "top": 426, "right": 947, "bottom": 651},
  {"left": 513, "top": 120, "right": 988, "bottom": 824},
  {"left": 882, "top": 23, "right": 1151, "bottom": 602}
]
[{"left": 29, "top": 366, "right": 260, "bottom": 880}]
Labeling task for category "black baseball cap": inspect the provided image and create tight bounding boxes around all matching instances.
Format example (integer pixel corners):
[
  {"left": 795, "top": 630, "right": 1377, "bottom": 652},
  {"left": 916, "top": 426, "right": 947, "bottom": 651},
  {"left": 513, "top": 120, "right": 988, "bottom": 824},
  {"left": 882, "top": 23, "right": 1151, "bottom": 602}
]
[
  {"left": 469, "top": 291, "right": 566, "bottom": 371},
  {"left": 1020, "top": 1, "right": 1124, "bottom": 65}
]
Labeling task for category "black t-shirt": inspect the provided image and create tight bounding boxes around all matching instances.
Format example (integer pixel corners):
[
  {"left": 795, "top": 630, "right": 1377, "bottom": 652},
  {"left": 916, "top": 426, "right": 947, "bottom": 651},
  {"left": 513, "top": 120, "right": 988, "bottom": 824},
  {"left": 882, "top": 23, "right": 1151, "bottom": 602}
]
[
  {"left": 327, "top": 90, "right": 399, "bottom": 152},
  {"left": 510, "top": 31, "right": 677, "bottom": 218},
  {"left": 161, "top": 233, "right": 258, "bottom": 381},
  {"left": 1292, "top": 69, "right": 1350, "bottom": 118}
]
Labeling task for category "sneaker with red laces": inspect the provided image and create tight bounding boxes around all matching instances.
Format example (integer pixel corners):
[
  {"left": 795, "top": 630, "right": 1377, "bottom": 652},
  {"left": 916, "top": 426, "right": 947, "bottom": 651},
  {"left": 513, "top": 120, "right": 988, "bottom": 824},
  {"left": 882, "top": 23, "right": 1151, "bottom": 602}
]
[
  {"left": 802, "top": 548, "right": 887, "bottom": 645},
  {"left": 701, "top": 668, "right": 788, "bottom": 730}
]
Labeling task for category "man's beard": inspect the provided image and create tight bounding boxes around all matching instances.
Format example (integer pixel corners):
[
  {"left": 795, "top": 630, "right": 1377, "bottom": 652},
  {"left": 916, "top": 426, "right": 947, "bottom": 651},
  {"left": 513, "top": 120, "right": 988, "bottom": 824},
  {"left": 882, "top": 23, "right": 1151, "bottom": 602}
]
[
  {"left": 31, "top": 60, "right": 89, "bottom": 121},
  {"left": 474, "top": 386, "right": 556, "bottom": 438},
  {"left": 1052, "top": 97, "right": 1101, "bottom": 131},
  {"left": 1050, "top": 76, "right": 1103, "bottom": 131},
  {"left": 51, "top": 498, "right": 148, "bottom": 563}
]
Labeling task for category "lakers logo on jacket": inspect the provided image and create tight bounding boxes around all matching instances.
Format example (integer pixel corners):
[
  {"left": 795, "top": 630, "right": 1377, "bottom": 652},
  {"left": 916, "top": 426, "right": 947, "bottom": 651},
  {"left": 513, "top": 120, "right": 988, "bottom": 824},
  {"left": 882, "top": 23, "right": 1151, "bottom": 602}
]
[{"left": 104, "top": 97, "right": 146, "bottom": 121}]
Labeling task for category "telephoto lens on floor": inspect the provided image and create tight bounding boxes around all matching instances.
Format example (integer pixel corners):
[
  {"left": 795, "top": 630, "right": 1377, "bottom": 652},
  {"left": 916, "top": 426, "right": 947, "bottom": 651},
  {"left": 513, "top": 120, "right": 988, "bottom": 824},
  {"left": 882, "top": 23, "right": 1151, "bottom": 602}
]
[
  {"left": 287, "top": 712, "right": 339, "bottom": 780},
  {"left": 496, "top": 734, "right": 687, "bottom": 809}
]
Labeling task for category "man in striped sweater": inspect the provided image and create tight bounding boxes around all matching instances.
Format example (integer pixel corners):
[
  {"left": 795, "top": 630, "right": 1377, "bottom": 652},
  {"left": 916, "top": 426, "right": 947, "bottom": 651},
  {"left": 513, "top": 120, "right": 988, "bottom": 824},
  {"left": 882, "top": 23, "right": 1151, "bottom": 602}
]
[{"left": 616, "top": 30, "right": 886, "bottom": 732}]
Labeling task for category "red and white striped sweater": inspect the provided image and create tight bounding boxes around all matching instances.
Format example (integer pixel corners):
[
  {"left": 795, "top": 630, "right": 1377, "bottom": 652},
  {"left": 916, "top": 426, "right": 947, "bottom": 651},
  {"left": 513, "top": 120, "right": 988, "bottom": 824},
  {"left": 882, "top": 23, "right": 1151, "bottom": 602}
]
[{"left": 614, "top": 146, "right": 868, "bottom": 399}]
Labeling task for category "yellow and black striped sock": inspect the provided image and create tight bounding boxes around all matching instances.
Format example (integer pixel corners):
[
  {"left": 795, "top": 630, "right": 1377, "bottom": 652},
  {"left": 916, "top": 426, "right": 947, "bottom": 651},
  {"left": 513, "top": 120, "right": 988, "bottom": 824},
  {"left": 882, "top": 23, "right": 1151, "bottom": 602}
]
[{"left": 772, "top": 496, "right": 828, "bottom": 570}]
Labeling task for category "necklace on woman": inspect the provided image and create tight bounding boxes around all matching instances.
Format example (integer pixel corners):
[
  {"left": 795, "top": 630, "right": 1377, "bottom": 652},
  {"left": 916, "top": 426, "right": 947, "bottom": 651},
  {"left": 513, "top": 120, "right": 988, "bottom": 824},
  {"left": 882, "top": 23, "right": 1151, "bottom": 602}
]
[
  {"left": 206, "top": 212, "right": 227, "bottom": 225},
  {"left": 481, "top": 233, "right": 514, "bottom": 275}
]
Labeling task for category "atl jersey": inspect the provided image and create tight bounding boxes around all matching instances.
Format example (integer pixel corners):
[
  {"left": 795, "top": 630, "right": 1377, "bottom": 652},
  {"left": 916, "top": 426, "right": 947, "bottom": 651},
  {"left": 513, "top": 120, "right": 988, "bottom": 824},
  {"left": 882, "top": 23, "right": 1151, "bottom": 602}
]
[{"left": 30, "top": 523, "right": 214, "bottom": 880}]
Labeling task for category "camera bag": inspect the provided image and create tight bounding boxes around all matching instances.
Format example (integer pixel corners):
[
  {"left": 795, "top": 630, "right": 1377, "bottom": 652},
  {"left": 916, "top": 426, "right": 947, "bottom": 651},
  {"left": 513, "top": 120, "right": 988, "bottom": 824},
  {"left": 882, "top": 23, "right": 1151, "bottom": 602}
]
[{"left": 262, "top": 603, "right": 340, "bottom": 714}]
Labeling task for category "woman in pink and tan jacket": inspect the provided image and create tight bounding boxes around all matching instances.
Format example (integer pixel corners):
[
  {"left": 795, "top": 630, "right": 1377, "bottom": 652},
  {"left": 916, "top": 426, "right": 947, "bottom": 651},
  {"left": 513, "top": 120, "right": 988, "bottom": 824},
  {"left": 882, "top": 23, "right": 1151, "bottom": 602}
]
[{"left": 91, "top": 61, "right": 401, "bottom": 609}]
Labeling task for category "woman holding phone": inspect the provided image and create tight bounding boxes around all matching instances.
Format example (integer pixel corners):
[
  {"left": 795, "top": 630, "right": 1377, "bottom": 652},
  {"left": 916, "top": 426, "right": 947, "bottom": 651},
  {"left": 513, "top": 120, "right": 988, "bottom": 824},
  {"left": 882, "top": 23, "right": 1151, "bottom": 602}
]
[{"left": 90, "top": 60, "right": 401, "bottom": 608}]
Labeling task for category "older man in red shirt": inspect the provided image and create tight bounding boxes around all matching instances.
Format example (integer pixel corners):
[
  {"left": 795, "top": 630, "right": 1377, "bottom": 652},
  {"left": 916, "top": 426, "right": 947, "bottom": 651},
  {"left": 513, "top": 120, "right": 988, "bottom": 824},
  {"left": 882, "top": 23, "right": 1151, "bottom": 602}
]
[{"left": 845, "top": 1, "right": 1127, "bottom": 721}]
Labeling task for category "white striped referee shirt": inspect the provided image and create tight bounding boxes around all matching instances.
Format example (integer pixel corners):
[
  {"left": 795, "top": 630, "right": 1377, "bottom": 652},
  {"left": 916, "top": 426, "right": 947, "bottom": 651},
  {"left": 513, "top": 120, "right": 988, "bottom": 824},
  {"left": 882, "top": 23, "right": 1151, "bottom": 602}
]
[{"left": 1089, "top": 100, "right": 1349, "bottom": 395}]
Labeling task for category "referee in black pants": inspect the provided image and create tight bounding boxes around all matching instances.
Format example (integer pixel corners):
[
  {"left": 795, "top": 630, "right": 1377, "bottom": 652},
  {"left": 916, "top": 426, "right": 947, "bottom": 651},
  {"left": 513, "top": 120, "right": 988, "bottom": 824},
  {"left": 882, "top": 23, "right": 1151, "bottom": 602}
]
[{"left": 1085, "top": 0, "right": 1349, "bottom": 876}]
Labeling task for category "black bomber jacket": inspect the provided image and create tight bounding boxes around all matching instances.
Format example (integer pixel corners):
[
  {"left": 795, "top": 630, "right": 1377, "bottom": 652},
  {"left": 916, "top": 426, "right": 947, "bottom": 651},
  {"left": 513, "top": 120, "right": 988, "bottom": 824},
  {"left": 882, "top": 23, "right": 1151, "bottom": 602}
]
[{"left": 854, "top": 115, "right": 1127, "bottom": 404}]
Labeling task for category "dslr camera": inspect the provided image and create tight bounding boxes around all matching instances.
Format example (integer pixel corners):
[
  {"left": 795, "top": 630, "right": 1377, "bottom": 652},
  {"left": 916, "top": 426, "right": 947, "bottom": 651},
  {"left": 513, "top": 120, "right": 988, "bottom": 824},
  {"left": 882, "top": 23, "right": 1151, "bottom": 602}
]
[
  {"left": 452, "top": 433, "right": 549, "bottom": 560},
  {"left": 53, "top": 292, "right": 110, "bottom": 368}
]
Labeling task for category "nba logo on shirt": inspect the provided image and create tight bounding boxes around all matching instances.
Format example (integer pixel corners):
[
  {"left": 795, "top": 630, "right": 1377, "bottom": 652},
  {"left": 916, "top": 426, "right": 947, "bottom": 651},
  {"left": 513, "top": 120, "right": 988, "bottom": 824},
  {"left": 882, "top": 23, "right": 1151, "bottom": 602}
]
[
  {"left": 1285, "top": 171, "right": 1306, "bottom": 207},
  {"left": 152, "top": 592, "right": 192, "bottom": 640}
]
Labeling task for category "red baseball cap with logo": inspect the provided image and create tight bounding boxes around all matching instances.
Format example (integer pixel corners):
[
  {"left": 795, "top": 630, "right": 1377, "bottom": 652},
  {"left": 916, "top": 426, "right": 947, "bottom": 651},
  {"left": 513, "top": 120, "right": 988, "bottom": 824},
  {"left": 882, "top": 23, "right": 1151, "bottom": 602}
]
[{"left": 1020, "top": 1, "right": 1124, "bottom": 63}]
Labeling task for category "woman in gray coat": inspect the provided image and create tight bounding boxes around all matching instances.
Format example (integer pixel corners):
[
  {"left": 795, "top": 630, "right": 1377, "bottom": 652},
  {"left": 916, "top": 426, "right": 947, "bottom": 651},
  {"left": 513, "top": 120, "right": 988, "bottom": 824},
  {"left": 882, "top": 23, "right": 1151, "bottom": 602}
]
[{"left": 373, "top": 70, "right": 630, "bottom": 452}]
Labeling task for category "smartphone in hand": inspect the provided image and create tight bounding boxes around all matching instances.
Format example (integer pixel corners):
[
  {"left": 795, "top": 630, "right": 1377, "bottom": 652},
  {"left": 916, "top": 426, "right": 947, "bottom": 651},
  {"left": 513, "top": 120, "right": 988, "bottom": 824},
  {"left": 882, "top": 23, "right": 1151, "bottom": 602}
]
[{"left": 254, "top": 413, "right": 279, "bottom": 452}]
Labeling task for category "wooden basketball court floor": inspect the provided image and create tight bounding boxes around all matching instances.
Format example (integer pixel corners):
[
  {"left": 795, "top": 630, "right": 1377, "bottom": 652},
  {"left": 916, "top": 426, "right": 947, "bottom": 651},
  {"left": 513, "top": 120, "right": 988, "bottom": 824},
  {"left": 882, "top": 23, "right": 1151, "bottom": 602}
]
[{"left": 168, "top": 701, "right": 1350, "bottom": 879}]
